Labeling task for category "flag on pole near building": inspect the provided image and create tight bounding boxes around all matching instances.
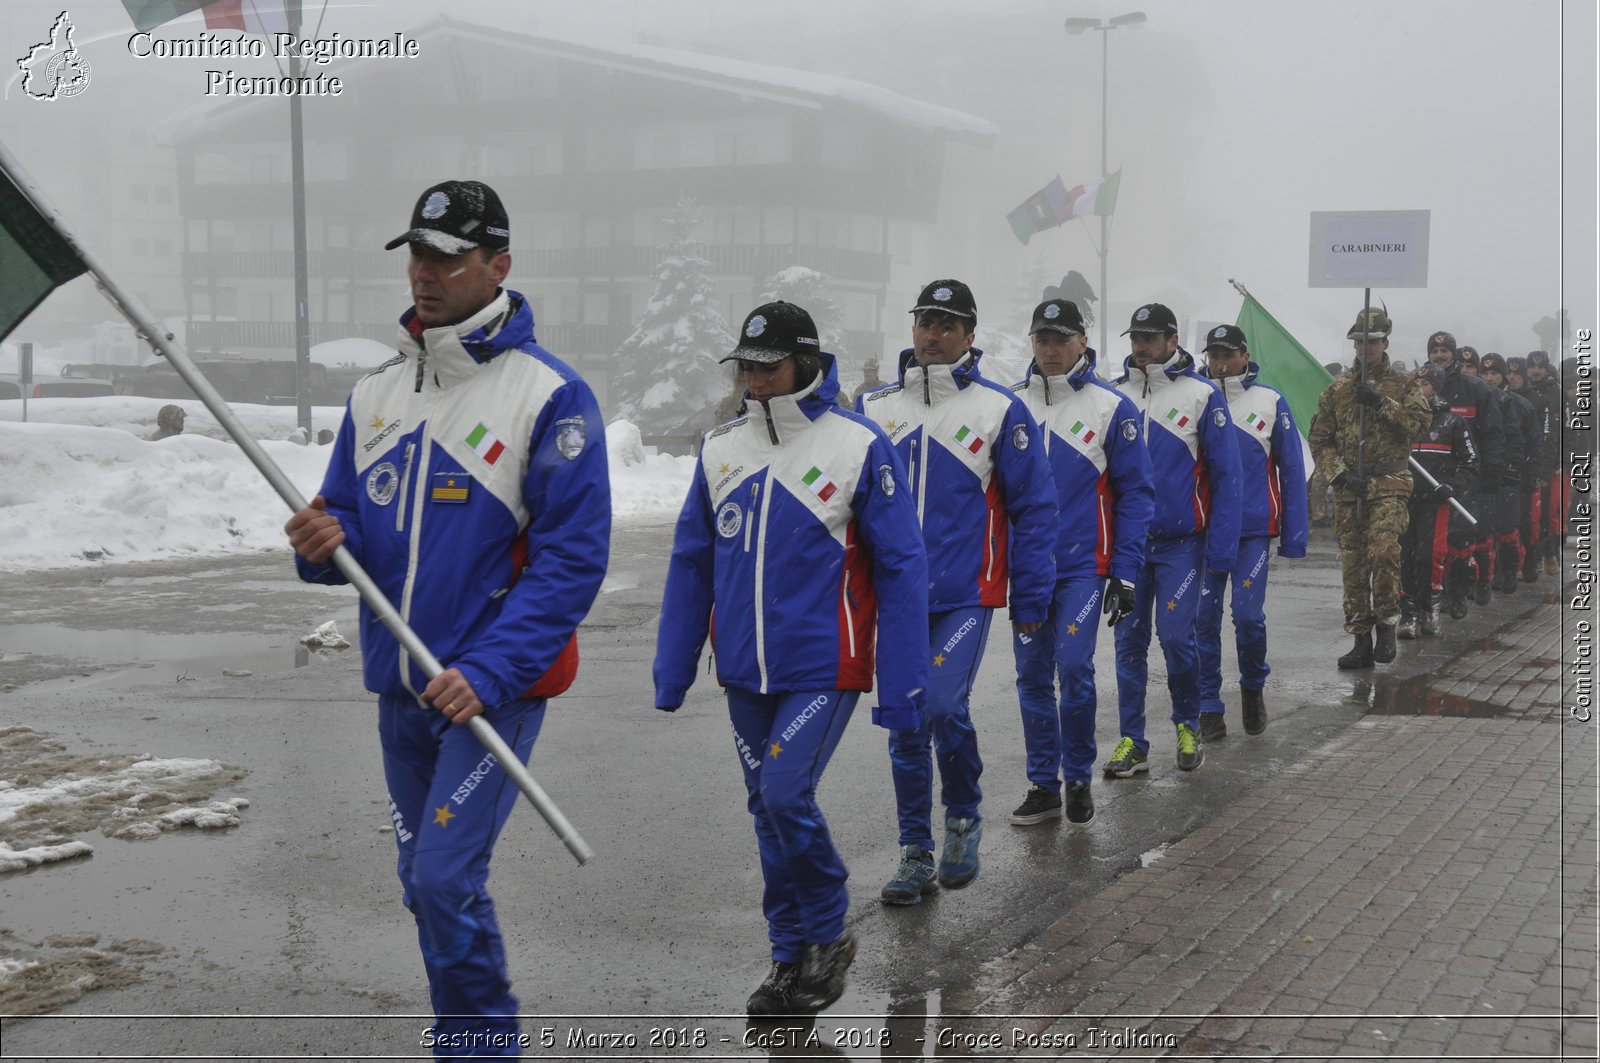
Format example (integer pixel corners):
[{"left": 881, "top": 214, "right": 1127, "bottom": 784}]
[
  {"left": 1234, "top": 292, "right": 1333, "bottom": 440},
  {"left": 1005, "top": 170, "right": 1122, "bottom": 244},
  {"left": 1006, "top": 176, "right": 1068, "bottom": 245},
  {"left": 120, "top": 0, "right": 294, "bottom": 34},
  {"left": 1061, "top": 170, "right": 1121, "bottom": 220},
  {"left": 0, "top": 161, "right": 87, "bottom": 344}
]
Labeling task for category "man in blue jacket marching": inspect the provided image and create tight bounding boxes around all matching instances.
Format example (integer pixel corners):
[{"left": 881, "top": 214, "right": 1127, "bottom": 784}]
[
  {"left": 285, "top": 180, "right": 611, "bottom": 1055},
  {"left": 1108, "top": 303, "right": 1242, "bottom": 777},
  {"left": 857, "top": 279, "right": 1057, "bottom": 904},
  {"left": 1196, "top": 324, "right": 1308, "bottom": 739},
  {"left": 1008, "top": 299, "right": 1153, "bottom": 827},
  {"left": 654, "top": 302, "right": 930, "bottom": 1015}
]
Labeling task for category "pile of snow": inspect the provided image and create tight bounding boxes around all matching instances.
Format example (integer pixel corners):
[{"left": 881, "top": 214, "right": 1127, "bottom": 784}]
[
  {"left": 0, "top": 841, "right": 92, "bottom": 874},
  {"left": 3, "top": 396, "right": 694, "bottom": 573}
]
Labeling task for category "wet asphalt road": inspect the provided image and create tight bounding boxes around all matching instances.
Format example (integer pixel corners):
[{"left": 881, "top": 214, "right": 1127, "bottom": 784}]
[{"left": 0, "top": 517, "right": 1533, "bottom": 1059}]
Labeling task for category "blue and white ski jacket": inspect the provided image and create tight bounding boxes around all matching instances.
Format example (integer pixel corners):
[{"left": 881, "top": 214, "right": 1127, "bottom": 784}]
[
  {"left": 296, "top": 289, "right": 612, "bottom": 708},
  {"left": 654, "top": 354, "right": 930, "bottom": 729},
  {"left": 1206, "top": 363, "right": 1309, "bottom": 558},
  {"left": 1111, "top": 348, "right": 1242, "bottom": 572},
  {"left": 1013, "top": 351, "right": 1154, "bottom": 584},
  {"left": 856, "top": 347, "right": 1057, "bottom": 623}
]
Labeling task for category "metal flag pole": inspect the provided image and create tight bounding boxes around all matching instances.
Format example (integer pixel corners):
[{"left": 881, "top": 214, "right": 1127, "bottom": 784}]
[
  {"left": 1356, "top": 286, "right": 1371, "bottom": 521},
  {"left": 0, "top": 138, "right": 594, "bottom": 866},
  {"left": 1407, "top": 457, "right": 1479, "bottom": 526}
]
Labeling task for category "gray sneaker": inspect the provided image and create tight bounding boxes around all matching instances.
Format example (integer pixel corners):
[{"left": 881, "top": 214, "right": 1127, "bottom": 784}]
[
  {"left": 1198, "top": 712, "right": 1227, "bottom": 741},
  {"left": 1175, "top": 722, "right": 1204, "bottom": 771},
  {"left": 1103, "top": 736, "right": 1149, "bottom": 778},
  {"left": 938, "top": 816, "right": 982, "bottom": 889},
  {"left": 880, "top": 845, "right": 937, "bottom": 906}
]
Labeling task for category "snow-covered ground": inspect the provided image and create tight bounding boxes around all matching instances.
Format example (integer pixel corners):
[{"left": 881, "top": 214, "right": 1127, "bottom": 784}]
[{"left": 0, "top": 395, "right": 695, "bottom": 574}]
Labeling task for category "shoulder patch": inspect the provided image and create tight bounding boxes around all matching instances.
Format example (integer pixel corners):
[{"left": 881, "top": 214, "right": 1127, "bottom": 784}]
[
  {"left": 878, "top": 463, "right": 897, "bottom": 498},
  {"left": 1121, "top": 419, "right": 1139, "bottom": 442},
  {"left": 1213, "top": 408, "right": 1227, "bottom": 428},
  {"left": 1012, "top": 424, "right": 1030, "bottom": 451},
  {"left": 1280, "top": 411, "right": 1291, "bottom": 431}
]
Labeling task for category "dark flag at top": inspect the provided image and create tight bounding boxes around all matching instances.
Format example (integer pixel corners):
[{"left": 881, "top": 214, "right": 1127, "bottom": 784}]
[{"left": 0, "top": 161, "right": 87, "bottom": 343}]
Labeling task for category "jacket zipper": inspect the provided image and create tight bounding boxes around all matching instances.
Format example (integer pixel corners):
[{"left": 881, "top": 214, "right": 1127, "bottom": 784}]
[
  {"left": 396, "top": 427, "right": 433, "bottom": 699},
  {"left": 915, "top": 430, "right": 929, "bottom": 523},
  {"left": 744, "top": 481, "right": 759, "bottom": 553},
  {"left": 984, "top": 509, "right": 997, "bottom": 583},
  {"left": 841, "top": 567, "right": 856, "bottom": 659},
  {"left": 753, "top": 474, "right": 775, "bottom": 691},
  {"left": 394, "top": 442, "right": 416, "bottom": 532}
]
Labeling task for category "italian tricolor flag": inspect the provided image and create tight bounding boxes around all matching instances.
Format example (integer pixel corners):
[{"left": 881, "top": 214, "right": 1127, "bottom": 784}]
[
  {"left": 120, "top": 0, "right": 294, "bottom": 33},
  {"left": 1068, "top": 419, "right": 1096, "bottom": 445},
  {"left": 954, "top": 425, "right": 984, "bottom": 454},
  {"left": 801, "top": 466, "right": 838, "bottom": 502},
  {"left": 466, "top": 423, "right": 505, "bottom": 466},
  {"left": 1247, "top": 412, "right": 1270, "bottom": 432},
  {"left": 1164, "top": 408, "right": 1190, "bottom": 429}
]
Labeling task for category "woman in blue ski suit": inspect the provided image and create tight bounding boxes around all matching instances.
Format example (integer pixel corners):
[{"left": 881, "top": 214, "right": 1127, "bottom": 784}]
[{"left": 654, "top": 302, "right": 929, "bottom": 1017}]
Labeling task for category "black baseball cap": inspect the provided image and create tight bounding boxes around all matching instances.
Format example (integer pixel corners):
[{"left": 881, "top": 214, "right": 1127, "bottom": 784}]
[
  {"left": 721, "top": 301, "right": 821, "bottom": 365},
  {"left": 1122, "top": 302, "right": 1178, "bottom": 336},
  {"left": 1202, "top": 323, "right": 1248, "bottom": 353},
  {"left": 1028, "top": 299, "right": 1086, "bottom": 337},
  {"left": 386, "top": 180, "right": 511, "bottom": 254},
  {"left": 910, "top": 279, "right": 976, "bottom": 321}
]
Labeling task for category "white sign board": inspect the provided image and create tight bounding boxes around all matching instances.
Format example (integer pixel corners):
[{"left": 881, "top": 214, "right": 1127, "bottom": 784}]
[{"left": 1308, "top": 210, "right": 1431, "bottom": 288}]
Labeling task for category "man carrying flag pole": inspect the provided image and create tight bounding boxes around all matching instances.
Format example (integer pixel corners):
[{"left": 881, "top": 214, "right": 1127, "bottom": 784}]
[{"left": 2, "top": 139, "right": 601, "bottom": 1055}]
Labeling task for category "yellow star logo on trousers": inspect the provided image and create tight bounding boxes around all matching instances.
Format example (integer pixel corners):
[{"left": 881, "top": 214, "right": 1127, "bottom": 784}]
[
  {"left": 1242, "top": 578, "right": 1253, "bottom": 588},
  {"left": 932, "top": 653, "right": 946, "bottom": 667},
  {"left": 433, "top": 805, "right": 456, "bottom": 828},
  {"left": 1167, "top": 600, "right": 1177, "bottom": 611},
  {"left": 1066, "top": 623, "right": 1078, "bottom": 635},
  {"left": 769, "top": 741, "right": 783, "bottom": 758}
]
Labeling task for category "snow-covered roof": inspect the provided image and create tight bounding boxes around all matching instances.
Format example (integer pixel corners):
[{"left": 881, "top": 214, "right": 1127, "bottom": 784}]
[{"left": 163, "top": 16, "right": 997, "bottom": 145}]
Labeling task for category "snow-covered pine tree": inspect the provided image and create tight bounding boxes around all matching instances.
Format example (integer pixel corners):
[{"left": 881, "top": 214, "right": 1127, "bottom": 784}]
[{"left": 609, "top": 197, "right": 735, "bottom": 441}]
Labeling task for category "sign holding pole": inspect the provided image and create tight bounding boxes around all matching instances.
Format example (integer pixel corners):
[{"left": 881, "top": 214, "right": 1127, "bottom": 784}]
[{"left": 1309, "top": 209, "right": 1431, "bottom": 288}]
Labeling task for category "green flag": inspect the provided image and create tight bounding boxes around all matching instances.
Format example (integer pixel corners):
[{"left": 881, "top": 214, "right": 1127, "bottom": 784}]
[
  {"left": 0, "top": 163, "right": 87, "bottom": 343},
  {"left": 1235, "top": 292, "right": 1333, "bottom": 438}
]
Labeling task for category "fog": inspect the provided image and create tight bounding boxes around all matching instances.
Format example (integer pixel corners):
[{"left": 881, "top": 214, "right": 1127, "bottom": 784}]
[{"left": 2, "top": 0, "right": 1593, "bottom": 415}]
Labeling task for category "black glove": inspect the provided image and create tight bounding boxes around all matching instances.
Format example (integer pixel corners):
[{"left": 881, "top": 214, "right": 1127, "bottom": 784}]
[
  {"left": 1103, "top": 578, "right": 1136, "bottom": 628},
  {"left": 1333, "top": 470, "right": 1369, "bottom": 495},
  {"left": 1431, "top": 482, "right": 1455, "bottom": 503},
  {"left": 1354, "top": 381, "right": 1385, "bottom": 408}
]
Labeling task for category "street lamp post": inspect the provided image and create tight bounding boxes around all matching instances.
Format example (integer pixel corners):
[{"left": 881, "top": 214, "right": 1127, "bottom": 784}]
[{"left": 1063, "top": 11, "right": 1146, "bottom": 360}]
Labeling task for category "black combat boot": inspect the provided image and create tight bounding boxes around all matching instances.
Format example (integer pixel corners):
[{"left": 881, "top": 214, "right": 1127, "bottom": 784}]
[
  {"left": 1337, "top": 631, "right": 1374, "bottom": 670},
  {"left": 1373, "top": 623, "right": 1397, "bottom": 663},
  {"left": 1420, "top": 600, "right": 1441, "bottom": 637}
]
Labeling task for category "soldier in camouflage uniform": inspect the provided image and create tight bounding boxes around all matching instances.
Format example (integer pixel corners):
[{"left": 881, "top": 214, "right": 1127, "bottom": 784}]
[{"left": 1308, "top": 307, "right": 1432, "bottom": 669}]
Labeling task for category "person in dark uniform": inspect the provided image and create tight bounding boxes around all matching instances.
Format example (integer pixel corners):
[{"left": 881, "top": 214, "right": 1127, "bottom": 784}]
[
  {"left": 1399, "top": 364, "right": 1477, "bottom": 639},
  {"left": 1425, "top": 331, "right": 1503, "bottom": 609},
  {"left": 1476, "top": 353, "right": 1537, "bottom": 596}
]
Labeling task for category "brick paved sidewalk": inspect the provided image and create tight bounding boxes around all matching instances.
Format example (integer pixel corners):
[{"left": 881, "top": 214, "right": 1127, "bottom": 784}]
[{"left": 965, "top": 601, "right": 1598, "bottom": 1059}]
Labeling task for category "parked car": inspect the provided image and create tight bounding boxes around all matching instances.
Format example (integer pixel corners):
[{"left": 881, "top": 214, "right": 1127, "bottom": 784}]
[{"left": 0, "top": 373, "right": 117, "bottom": 399}]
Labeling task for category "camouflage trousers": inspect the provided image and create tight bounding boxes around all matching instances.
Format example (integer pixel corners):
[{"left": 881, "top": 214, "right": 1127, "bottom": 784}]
[
  {"left": 1308, "top": 469, "right": 1332, "bottom": 522},
  {"left": 1333, "top": 492, "right": 1411, "bottom": 634}
]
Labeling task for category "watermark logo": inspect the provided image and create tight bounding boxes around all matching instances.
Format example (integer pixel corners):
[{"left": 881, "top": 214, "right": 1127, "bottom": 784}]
[{"left": 17, "top": 12, "right": 92, "bottom": 101}]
